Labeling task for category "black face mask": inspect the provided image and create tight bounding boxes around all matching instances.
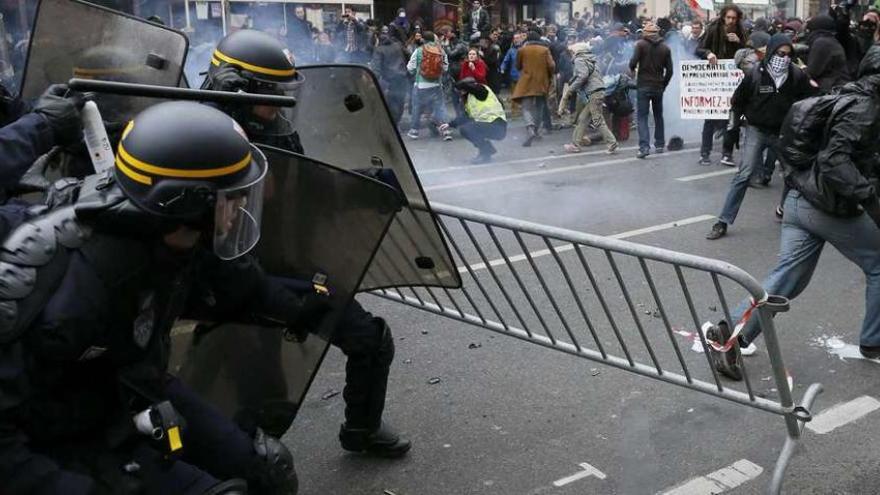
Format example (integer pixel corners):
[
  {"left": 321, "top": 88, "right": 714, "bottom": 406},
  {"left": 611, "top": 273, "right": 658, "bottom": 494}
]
[{"left": 859, "top": 21, "right": 878, "bottom": 37}]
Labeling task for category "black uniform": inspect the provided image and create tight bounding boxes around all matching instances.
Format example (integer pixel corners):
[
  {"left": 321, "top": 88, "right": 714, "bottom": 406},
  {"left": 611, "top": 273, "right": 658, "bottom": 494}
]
[{"left": 0, "top": 231, "right": 302, "bottom": 494}]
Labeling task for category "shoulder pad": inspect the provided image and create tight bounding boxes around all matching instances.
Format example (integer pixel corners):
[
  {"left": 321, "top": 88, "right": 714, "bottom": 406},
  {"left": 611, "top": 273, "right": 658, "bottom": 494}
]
[
  {"left": 0, "top": 206, "right": 91, "bottom": 266},
  {"left": 0, "top": 206, "right": 90, "bottom": 344}
]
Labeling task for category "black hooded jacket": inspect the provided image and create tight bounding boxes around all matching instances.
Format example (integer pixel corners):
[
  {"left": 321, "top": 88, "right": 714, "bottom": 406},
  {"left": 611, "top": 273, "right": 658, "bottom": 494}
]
[
  {"left": 370, "top": 35, "right": 409, "bottom": 82},
  {"left": 805, "top": 16, "right": 851, "bottom": 93},
  {"left": 788, "top": 46, "right": 880, "bottom": 219},
  {"left": 628, "top": 35, "right": 673, "bottom": 89},
  {"left": 731, "top": 34, "right": 815, "bottom": 134}
]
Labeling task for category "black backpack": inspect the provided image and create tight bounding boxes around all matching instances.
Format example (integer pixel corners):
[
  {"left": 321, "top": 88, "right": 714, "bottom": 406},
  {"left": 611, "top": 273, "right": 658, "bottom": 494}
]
[{"left": 778, "top": 94, "right": 839, "bottom": 172}]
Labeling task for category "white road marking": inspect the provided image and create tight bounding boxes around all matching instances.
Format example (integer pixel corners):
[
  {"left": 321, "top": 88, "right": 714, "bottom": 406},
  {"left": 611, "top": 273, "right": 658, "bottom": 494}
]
[
  {"left": 459, "top": 214, "right": 716, "bottom": 274},
  {"left": 675, "top": 169, "right": 737, "bottom": 182},
  {"left": 425, "top": 149, "right": 700, "bottom": 191},
  {"left": 659, "top": 459, "right": 763, "bottom": 495},
  {"left": 418, "top": 146, "right": 640, "bottom": 174},
  {"left": 806, "top": 396, "right": 880, "bottom": 434},
  {"left": 552, "top": 462, "right": 607, "bottom": 487}
]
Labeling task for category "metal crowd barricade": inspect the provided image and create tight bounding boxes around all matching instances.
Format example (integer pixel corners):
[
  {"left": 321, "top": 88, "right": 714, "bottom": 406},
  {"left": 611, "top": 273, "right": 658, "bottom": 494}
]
[{"left": 368, "top": 201, "right": 823, "bottom": 495}]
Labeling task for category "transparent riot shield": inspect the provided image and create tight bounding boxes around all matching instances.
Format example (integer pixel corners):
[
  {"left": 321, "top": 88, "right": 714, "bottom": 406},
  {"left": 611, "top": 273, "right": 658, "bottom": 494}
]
[
  {"left": 170, "top": 147, "right": 403, "bottom": 435},
  {"left": 20, "top": 0, "right": 187, "bottom": 121},
  {"left": 292, "top": 65, "right": 460, "bottom": 291}
]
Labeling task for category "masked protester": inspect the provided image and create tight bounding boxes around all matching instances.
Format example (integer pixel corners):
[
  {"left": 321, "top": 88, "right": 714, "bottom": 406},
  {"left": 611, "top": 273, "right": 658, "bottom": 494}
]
[
  {"left": 706, "top": 34, "right": 815, "bottom": 240},
  {"left": 717, "top": 32, "right": 771, "bottom": 170},
  {"left": 0, "top": 102, "right": 316, "bottom": 495},
  {"left": 629, "top": 22, "right": 673, "bottom": 159},
  {"left": 803, "top": 15, "right": 851, "bottom": 94},
  {"left": 202, "top": 29, "right": 412, "bottom": 458},
  {"left": 440, "top": 77, "right": 507, "bottom": 163},
  {"left": 705, "top": 45, "right": 880, "bottom": 379}
]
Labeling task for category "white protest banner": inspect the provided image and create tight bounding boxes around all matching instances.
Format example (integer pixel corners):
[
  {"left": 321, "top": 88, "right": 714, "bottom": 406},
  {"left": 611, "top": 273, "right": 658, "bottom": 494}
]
[{"left": 679, "top": 59, "right": 745, "bottom": 119}]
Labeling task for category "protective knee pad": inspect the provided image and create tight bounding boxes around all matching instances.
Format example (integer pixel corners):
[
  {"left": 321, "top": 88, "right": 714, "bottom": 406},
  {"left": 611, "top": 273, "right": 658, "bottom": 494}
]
[{"left": 247, "top": 428, "right": 298, "bottom": 495}]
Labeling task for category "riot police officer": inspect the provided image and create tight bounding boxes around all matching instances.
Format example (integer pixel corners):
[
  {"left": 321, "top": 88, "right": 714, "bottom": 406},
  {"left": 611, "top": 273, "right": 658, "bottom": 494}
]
[
  {"left": 0, "top": 102, "right": 329, "bottom": 494},
  {"left": 200, "top": 29, "right": 411, "bottom": 458}
]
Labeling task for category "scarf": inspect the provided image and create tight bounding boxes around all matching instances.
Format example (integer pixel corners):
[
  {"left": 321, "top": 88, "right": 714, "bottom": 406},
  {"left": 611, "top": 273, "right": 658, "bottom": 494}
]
[{"left": 767, "top": 54, "right": 790, "bottom": 88}]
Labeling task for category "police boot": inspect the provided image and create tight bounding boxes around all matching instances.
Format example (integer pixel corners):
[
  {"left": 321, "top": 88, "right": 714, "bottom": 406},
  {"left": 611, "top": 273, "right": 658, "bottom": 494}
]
[{"left": 336, "top": 317, "right": 411, "bottom": 457}]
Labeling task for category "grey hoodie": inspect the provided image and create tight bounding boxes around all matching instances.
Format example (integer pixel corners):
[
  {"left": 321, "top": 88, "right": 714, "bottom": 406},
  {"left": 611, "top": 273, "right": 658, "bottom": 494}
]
[{"left": 569, "top": 46, "right": 605, "bottom": 96}]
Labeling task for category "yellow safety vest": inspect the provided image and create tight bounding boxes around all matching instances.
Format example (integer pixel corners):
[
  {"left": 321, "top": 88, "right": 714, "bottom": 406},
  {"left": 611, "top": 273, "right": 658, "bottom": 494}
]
[{"left": 465, "top": 86, "right": 507, "bottom": 123}]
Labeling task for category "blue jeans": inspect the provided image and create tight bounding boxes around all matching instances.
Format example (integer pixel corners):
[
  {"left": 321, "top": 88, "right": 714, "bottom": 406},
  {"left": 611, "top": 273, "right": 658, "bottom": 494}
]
[
  {"left": 637, "top": 87, "right": 665, "bottom": 152},
  {"left": 737, "top": 191, "right": 880, "bottom": 346},
  {"left": 718, "top": 126, "right": 777, "bottom": 225},
  {"left": 409, "top": 85, "right": 447, "bottom": 131}
]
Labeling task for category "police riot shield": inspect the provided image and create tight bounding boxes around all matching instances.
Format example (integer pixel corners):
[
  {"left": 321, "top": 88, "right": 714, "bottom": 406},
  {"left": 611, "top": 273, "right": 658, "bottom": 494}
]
[
  {"left": 292, "top": 65, "right": 460, "bottom": 291},
  {"left": 171, "top": 147, "right": 403, "bottom": 435},
  {"left": 20, "top": 0, "right": 187, "bottom": 120}
]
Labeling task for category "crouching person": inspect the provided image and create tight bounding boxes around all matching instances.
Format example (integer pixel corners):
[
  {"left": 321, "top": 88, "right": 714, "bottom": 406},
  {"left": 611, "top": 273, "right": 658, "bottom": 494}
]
[{"left": 440, "top": 77, "right": 507, "bottom": 164}]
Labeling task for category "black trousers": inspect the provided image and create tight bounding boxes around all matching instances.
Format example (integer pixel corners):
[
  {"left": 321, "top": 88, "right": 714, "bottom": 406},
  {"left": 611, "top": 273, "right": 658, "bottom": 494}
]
[
  {"left": 458, "top": 118, "right": 508, "bottom": 155},
  {"left": 327, "top": 298, "right": 395, "bottom": 430}
]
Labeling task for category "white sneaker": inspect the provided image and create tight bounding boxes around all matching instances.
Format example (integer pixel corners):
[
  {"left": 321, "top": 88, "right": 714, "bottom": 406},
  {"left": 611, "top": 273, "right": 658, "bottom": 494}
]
[
  {"left": 740, "top": 342, "right": 758, "bottom": 356},
  {"left": 406, "top": 130, "right": 419, "bottom": 139}
]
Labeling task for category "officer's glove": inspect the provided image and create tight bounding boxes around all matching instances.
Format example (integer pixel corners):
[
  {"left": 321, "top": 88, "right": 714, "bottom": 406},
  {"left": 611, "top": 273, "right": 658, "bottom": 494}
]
[
  {"left": 210, "top": 66, "right": 252, "bottom": 92},
  {"left": 33, "top": 84, "right": 85, "bottom": 146},
  {"left": 284, "top": 291, "right": 334, "bottom": 342}
]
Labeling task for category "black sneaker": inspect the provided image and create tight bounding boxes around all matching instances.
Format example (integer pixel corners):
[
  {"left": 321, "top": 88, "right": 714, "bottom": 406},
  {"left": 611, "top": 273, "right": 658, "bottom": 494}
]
[
  {"left": 704, "top": 321, "right": 743, "bottom": 381},
  {"left": 698, "top": 155, "right": 712, "bottom": 166},
  {"left": 636, "top": 149, "right": 648, "bottom": 159},
  {"left": 339, "top": 422, "right": 412, "bottom": 458},
  {"left": 706, "top": 221, "right": 727, "bottom": 240},
  {"left": 720, "top": 155, "right": 735, "bottom": 167},
  {"left": 654, "top": 146, "right": 665, "bottom": 154},
  {"left": 860, "top": 345, "right": 880, "bottom": 359}
]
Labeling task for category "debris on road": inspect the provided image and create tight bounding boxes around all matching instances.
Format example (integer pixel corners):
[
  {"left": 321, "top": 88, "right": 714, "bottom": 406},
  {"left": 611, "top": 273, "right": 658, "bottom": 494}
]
[
  {"left": 468, "top": 342, "right": 482, "bottom": 349},
  {"left": 321, "top": 389, "right": 340, "bottom": 400},
  {"left": 428, "top": 377, "right": 442, "bottom": 385},
  {"left": 590, "top": 368, "right": 601, "bottom": 376},
  {"left": 421, "top": 330, "right": 429, "bottom": 335},
  {"left": 403, "top": 358, "right": 412, "bottom": 364}
]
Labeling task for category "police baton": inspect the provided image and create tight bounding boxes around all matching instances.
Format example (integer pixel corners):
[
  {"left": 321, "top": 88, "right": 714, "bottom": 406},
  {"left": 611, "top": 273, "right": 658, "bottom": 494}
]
[{"left": 67, "top": 78, "right": 297, "bottom": 107}]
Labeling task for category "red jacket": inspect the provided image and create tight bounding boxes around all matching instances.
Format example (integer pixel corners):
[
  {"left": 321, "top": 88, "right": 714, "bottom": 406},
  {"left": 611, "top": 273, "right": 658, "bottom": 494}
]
[{"left": 459, "top": 58, "right": 488, "bottom": 85}]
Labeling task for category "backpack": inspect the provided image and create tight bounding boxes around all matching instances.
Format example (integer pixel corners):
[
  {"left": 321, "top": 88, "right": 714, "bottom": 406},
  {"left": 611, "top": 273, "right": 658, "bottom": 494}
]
[
  {"left": 778, "top": 94, "right": 839, "bottom": 172},
  {"left": 419, "top": 44, "right": 444, "bottom": 81}
]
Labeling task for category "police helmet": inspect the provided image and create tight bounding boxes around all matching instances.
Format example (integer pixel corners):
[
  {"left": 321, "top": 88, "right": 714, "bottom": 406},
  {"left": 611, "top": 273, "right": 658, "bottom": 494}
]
[
  {"left": 204, "top": 29, "right": 303, "bottom": 137},
  {"left": 207, "top": 29, "right": 303, "bottom": 94},
  {"left": 115, "top": 101, "right": 268, "bottom": 260}
]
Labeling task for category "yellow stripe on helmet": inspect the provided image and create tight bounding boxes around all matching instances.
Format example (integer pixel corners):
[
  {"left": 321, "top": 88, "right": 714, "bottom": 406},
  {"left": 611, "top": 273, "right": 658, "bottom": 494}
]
[
  {"left": 118, "top": 144, "right": 251, "bottom": 180},
  {"left": 212, "top": 49, "right": 296, "bottom": 78},
  {"left": 115, "top": 156, "right": 153, "bottom": 185}
]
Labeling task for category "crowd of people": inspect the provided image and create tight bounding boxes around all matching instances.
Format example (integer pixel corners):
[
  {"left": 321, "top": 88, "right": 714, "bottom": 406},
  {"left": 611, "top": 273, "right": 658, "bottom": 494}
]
[
  {"left": 234, "top": 0, "right": 880, "bottom": 167},
  {"left": 265, "top": 0, "right": 880, "bottom": 386}
]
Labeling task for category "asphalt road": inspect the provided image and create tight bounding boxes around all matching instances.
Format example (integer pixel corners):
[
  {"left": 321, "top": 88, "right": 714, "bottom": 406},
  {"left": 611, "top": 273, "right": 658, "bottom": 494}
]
[{"left": 287, "top": 121, "right": 880, "bottom": 495}]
